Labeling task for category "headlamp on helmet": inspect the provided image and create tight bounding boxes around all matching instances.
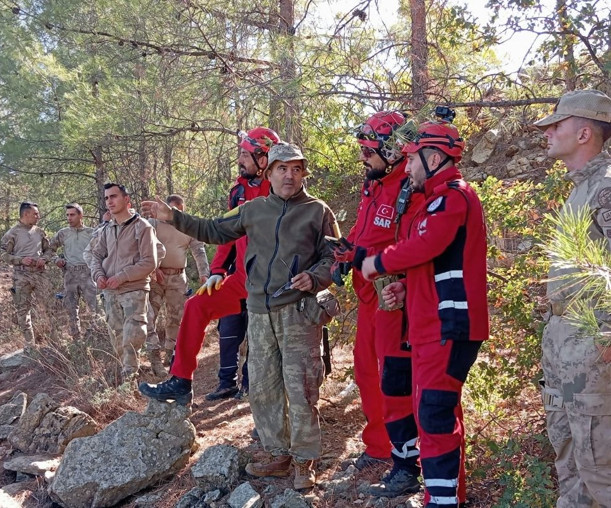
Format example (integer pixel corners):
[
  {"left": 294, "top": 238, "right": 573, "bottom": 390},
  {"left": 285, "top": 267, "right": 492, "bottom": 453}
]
[{"left": 355, "top": 110, "right": 417, "bottom": 165}]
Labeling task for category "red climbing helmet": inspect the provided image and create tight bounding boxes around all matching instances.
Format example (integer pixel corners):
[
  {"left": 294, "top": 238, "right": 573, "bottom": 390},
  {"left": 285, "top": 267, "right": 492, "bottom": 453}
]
[
  {"left": 239, "top": 127, "right": 280, "bottom": 155},
  {"left": 355, "top": 111, "right": 415, "bottom": 164},
  {"left": 402, "top": 121, "right": 465, "bottom": 163}
]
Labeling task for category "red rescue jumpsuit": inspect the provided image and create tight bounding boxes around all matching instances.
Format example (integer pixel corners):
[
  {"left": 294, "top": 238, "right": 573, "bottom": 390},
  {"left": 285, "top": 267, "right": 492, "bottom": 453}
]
[
  {"left": 375, "top": 167, "right": 489, "bottom": 507},
  {"left": 171, "top": 177, "right": 271, "bottom": 380},
  {"left": 347, "top": 160, "right": 422, "bottom": 469}
]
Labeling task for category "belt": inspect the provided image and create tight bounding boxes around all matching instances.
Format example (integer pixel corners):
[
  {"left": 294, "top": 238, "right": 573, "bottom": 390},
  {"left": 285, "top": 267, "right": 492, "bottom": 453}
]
[
  {"left": 66, "top": 264, "right": 90, "bottom": 271},
  {"left": 15, "top": 265, "right": 45, "bottom": 272},
  {"left": 159, "top": 267, "right": 185, "bottom": 275}
]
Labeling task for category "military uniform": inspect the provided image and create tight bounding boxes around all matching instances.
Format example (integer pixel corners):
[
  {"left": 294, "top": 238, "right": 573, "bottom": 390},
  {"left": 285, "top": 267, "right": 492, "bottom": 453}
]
[
  {"left": 50, "top": 226, "right": 97, "bottom": 338},
  {"left": 146, "top": 219, "right": 209, "bottom": 353},
  {"left": 1, "top": 221, "right": 53, "bottom": 346},
  {"left": 542, "top": 151, "right": 611, "bottom": 507},
  {"left": 89, "top": 214, "right": 159, "bottom": 375},
  {"left": 171, "top": 184, "right": 336, "bottom": 462}
]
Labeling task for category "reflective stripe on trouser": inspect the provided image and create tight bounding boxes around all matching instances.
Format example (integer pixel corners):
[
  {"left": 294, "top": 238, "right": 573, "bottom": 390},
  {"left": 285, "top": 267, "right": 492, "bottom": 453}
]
[
  {"left": 217, "top": 311, "right": 248, "bottom": 389},
  {"left": 103, "top": 290, "right": 148, "bottom": 372},
  {"left": 248, "top": 304, "right": 324, "bottom": 461},
  {"left": 170, "top": 273, "right": 246, "bottom": 380},
  {"left": 146, "top": 274, "right": 188, "bottom": 350},
  {"left": 413, "top": 339, "right": 482, "bottom": 507},
  {"left": 542, "top": 315, "right": 611, "bottom": 508},
  {"left": 12, "top": 270, "right": 48, "bottom": 346},
  {"left": 63, "top": 268, "right": 97, "bottom": 337}
]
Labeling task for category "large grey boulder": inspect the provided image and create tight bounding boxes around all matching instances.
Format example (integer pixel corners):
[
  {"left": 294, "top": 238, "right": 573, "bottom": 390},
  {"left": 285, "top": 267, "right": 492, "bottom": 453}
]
[
  {"left": 0, "top": 350, "right": 27, "bottom": 371},
  {"left": 8, "top": 393, "right": 97, "bottom": 454},
  {"left": 48, "top": 399, "right": 196, "bottom": 508},
  {"left": 471, "top": 129, "right": 500, "bottom": 165},
  {"left": 191, "top": 444, "right": 243, "bottom": 492}
]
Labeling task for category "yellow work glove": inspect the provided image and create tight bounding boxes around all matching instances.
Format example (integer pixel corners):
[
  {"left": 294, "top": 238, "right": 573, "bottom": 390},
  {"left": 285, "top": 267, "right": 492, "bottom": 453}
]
[{"left": 195, "top": 274, "right": 224, "bottom": 296}]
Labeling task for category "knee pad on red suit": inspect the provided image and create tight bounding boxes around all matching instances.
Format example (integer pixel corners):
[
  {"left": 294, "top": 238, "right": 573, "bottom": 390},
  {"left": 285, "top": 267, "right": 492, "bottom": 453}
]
[
  {"left": 446, "top": 340, "right": 482, "bottom": 382},
  {"left": 419, "top": 389, "right": 458, "bottom": 434},
  {"left": 381, "top": 356, "right": 413, "bottom": 397}
]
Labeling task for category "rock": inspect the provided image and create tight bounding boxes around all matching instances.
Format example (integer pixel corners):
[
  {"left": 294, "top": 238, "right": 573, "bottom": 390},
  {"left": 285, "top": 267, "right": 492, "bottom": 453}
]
[
  {"left": 0, "top": 425, "right": 15, "bottom": 440},
  {"left": 48, "top": 399, "right": 196, "bottom": 508},
  {"left": 0, "top": 350, "right": 27, "bottom": 370},
  {"left": 270, "top": 488, "right": 310, "bottom": 508},
  {"left": 175, "top": 487, "right": 208, "bottom": 508},
  {"left": 3, "top": 453, "right": 60, "bottom": 476},
  {"left": 506, "top": 156, "right": 532, "bottom": 177},
  {"left": 15, "top": 471, "right": 33, "bottom": 482},
  {"left": 191, "top": 444, "right": 242, "bottom": 491},
  {"left": 471, "top": 129, "right": 500, "bottom": 165},
  {"left": 134, "top": 491, "right": 163, "bottom": 506},
  {"left": 505, "top": 145, "right": 520, "bottom": 157},
  {"left": 0, "top": 487, "right": 26, "bottom": 507},
  {"left": 0, "top": 392, "right": 27, "bottom": 426},
  {"left": 204, "top": 489, "right": 223, "bottom": 502},
  {"left": 8, "top": 393, "right": 97, "bottom": 454},
  {"left": 227, "top": 482, "right": 262, "bottom": 508}
]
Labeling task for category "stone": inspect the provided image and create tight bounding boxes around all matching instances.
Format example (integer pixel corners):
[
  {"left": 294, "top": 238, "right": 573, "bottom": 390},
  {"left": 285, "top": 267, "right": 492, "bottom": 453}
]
[
  {"left": 48, "top": 399, "right": 196, "bottom": 508},
  {"left": 0, "top": 425, "right": 15, "bottom": 440},
  {"left": 471, "top": 129, "right": 499, "bottom": 165},
  {"left": 204, "top": 489, "right": 223, "bottom": 502},
  {"left": 134, "top": 491, "right": 164, "bottom": 506},
  {"left": 8, "top": 393, "right": 97, "bottom": 454},
  {"left": 506, "top": 156, "right": 532, "bottom": 177},
  {"left": 15, "top": 471, "right": 33, "bottom": 482},
  {"left": 227, "top": 482, "right": 262, "bottom": 508},
  {"left": 0, "top": 487, "right": 26, "bottom": 507},
  {"left": 175, "top": 487, "right": 208, "bottom": 508},
  {"left": 3, "top": 453, "right": 60, "bottom": 476},
  {"left": 0, "top": 350, "right": 28, "bottom": 370},
  {"left": 0, "top": 392, "right": 27, "bottom": 425},
  {"left": 191, "top": 444, "right": 242, "bottom": 491},
  {"left": 505, "top": 145, "right": 520, "bottom": 157},
  {"left": 270, "top": 488, "right": 310, "bottom": 508}
]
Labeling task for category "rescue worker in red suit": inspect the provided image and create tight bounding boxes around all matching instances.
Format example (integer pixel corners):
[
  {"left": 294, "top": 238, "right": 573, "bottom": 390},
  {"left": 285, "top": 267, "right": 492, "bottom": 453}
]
[
  {"left": 332, "top": 111, "right": 423, "bottom": 497},
  {"left": 139, "top": 127, "right": 280, "bottom": 404},
  {"left": 362, "top": 119, "right": 489, "bottom": 508}
]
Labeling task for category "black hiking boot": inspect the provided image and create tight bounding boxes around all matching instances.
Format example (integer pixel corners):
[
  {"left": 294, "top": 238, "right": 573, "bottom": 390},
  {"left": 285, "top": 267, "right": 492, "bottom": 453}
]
[
  {"left": 205, "top": 385, "right": 239, "bottom": 401},
  {"left": 368, "top": 466, "right": 421, "bottom": 498},
  {"left": 138, "top": 376, "right": 193, "bottom": 405}
]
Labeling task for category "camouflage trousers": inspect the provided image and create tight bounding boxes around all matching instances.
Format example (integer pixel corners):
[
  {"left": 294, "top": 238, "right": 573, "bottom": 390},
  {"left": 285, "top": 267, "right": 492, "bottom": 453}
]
[
  {"left": 145, "top": 274, "right": 187, "bottom": 351},
  {"left": 12, "top": 269, "right": 49, "bottom": 347},
  {"left": 63, "top": 265, "right": 98, "bottom": 338},
  {"left": 542, "top": 315, "right": 611, "bottom": 507},
  {"left": 103, "top": 290, "right": 148, "bottom": 374},
  {"left": 248, "top": 303, "right": 324, "bottom": 461}
]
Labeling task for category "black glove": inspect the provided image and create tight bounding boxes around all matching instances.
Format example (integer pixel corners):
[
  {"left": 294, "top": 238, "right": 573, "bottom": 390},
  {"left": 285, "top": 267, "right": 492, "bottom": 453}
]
[
  {"left": 352, "top": 246, "right": 368, "bottom": 271},
  {"left": 331, "top": 261, "right": 352, "bottom": 286}
]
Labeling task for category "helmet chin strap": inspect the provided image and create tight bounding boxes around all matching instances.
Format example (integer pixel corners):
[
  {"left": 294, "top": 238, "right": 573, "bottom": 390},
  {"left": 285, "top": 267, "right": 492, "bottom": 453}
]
[
  {"left": 372, "top": 149, "right": 405, "bottom": 178},
  {"left": 418, "top": 149, "right": 451, "bottom": 179}
]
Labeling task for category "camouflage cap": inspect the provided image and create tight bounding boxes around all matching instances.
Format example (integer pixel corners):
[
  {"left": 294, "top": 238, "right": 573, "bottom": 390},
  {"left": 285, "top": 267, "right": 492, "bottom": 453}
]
[
  {"left": 534, "top": 89, "right": 611, "bottom": 128},
  {"left": 267, "top": 142, "right": 309, "bottom": 175}
]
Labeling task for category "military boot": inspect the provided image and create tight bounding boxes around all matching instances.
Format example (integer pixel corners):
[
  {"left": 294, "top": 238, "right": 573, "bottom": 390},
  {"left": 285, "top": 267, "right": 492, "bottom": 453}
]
[
  {"left": 138, "top": 376, "right": 193, "bottom": 405},
  {"left": 293, "top": 459, "right": 316, "bottom": 489},
  {"left": 149, "top": 349, "right": 166, "bottom": 377},
  {"left": 245, "top": 454, "right": 292, "bottom": 478}
]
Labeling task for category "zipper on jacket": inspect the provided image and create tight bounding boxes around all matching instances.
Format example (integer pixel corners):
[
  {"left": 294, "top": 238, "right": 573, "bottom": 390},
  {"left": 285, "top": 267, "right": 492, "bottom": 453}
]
[{"left": 264, "top": 199, "right": 289, "bottom": 311}]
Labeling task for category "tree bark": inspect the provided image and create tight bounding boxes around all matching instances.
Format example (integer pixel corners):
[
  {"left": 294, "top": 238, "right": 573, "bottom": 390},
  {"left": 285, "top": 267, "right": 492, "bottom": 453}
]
[{"left": 410, "top": 0, "right": 429, "bottom": 111}]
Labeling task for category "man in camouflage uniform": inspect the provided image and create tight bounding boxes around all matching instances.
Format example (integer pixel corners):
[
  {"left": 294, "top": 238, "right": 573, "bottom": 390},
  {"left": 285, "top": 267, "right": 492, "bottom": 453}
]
[
  {"left": 146, "top": 194, "right": 210, "bottom": 376},
  {"left": 49, "top": 203, "right": 98, "bottom": 339},
  {"left": 1, "top": 202, "right": 53, "bottom": 350},
  {"left": 89, "top": 183, "right": 160, "bottom": 379},
  {"left": 535, "top": 89, "right": 611, "bottom": 507},
  {"left": 140, "top": 143, "right": 338, "bottom": 490}
]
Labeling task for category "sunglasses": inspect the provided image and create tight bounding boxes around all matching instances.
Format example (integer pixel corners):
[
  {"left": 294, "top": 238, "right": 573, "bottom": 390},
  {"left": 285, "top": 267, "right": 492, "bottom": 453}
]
[{"left": 360, "top": 146, "right": 377, "bottom": 158}]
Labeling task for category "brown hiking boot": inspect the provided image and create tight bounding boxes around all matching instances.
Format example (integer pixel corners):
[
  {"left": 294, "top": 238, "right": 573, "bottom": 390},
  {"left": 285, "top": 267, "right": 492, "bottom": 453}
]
[
  {"left": 149, "top": 349, "right": 166, "bottom": 377},
  {"left": 245, "top": 454, "right": 291, "bottom": 478},
  {"left": 293, "top": 459, "right": 315, "bottom": 489}
]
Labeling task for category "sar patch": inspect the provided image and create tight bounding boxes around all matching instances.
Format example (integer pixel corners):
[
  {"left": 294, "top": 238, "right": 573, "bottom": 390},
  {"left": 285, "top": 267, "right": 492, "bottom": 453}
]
[
  {"left": 598, "top": 187, "right": 611, "bottom": 209},
  {"left": 427, "top": 196, "right": 445, "bottom": 213},
  {"left": 373, "top": 204, "right": 394, "bottom": 229}
]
